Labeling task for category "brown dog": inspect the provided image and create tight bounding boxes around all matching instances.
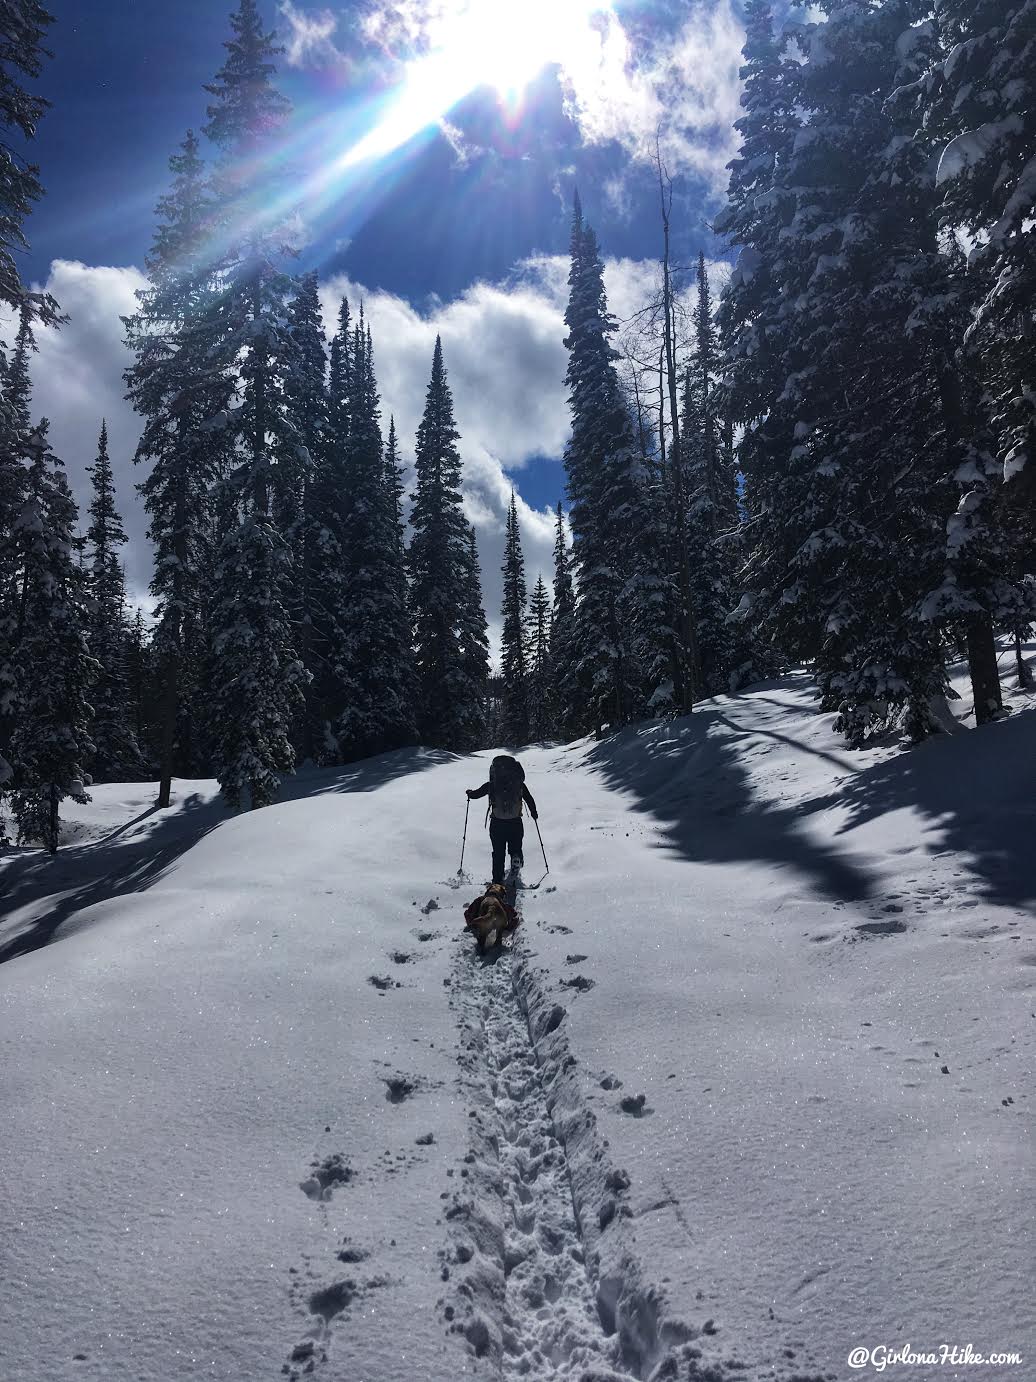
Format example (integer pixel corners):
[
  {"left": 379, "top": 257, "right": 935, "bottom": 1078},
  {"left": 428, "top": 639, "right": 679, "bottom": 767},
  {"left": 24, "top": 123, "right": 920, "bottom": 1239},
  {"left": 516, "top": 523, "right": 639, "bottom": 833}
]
[{"left": 464, "top": 883, "right": 517, "bottom": 952}]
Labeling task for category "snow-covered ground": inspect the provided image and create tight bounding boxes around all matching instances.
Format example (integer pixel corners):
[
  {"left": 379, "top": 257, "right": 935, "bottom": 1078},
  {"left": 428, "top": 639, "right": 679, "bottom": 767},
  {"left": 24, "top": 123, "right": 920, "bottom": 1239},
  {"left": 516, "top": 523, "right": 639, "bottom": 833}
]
[{"left": 1, "top": 672, "right": 1033, "bottom": 1382}]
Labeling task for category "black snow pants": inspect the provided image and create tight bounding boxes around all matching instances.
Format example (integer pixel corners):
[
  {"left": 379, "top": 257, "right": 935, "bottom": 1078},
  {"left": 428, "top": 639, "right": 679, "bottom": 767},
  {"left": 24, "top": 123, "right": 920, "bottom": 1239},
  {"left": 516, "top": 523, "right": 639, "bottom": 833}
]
[{"left": 489, "top": 817, "right": 524, "bottom": 884}]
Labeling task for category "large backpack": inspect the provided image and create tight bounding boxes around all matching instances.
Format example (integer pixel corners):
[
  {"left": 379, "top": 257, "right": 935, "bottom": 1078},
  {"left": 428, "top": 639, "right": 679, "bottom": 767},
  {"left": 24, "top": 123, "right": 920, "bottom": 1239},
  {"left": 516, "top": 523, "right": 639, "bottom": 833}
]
[{"left": 489, "top": 755, "right": 525, "bottom": 819}]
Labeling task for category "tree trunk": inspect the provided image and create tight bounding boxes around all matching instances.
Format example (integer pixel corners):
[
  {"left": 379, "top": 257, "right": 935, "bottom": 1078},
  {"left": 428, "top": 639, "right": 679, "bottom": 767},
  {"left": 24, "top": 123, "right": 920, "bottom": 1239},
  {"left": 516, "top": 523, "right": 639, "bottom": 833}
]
[
  {"left": 966, "top": 614, "right": 1003, "bottom": 725},
  {"left": 1015, "top": 630, "right": 1033, "bottom": 688},
  {"left": 48, "top": 781, "right": 59, "bottom": 855},
  {"left": 156, "top": 651, "right": 178, "bottom": 809}
]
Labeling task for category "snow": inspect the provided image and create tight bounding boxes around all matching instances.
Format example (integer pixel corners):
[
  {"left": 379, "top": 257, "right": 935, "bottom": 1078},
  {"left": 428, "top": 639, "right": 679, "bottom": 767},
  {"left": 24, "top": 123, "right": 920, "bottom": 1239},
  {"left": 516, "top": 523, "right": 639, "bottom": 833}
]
[
  {"left": 1, "top": 680, "right": 1034, "bottom": 1381},
  {"left": 936, "top": 117, "right": 1024, "bottom": 185}
]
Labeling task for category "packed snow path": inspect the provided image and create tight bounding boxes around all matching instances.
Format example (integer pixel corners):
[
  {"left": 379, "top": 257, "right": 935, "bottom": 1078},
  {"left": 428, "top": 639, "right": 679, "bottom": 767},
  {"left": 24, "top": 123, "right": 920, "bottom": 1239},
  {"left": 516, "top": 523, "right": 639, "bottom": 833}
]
[
  {"left": 1, "top": 671, "right": 1033, "bottom": 1381},
  {"left": 444, "top": 922, "right": 678, "bottom": 1380}
]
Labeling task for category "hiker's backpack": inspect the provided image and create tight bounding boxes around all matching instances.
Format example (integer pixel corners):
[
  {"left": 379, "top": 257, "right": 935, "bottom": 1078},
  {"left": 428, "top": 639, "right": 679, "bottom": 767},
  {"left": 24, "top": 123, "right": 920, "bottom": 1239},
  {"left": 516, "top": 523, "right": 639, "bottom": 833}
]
[{"left": 489, "top": 755, "right": 525, "bottom": 819}]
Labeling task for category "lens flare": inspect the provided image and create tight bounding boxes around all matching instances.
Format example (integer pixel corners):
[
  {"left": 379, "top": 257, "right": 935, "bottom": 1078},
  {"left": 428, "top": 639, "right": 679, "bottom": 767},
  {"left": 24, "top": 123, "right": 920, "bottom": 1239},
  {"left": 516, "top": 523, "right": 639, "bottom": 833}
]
[{"left": 340, "top": 0, "right": 613, "bottom": 169}]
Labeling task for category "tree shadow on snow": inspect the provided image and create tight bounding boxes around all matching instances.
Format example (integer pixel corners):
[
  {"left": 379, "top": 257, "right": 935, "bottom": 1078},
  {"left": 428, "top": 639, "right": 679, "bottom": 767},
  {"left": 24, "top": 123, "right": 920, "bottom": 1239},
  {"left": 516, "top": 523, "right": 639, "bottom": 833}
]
[
  {"left": 584, "top": 704, "right": 877, "bottom": 904},
  {"left": 830, "top": 708, "right": 1036, "bottom": 910},
  {"left": 0, "top": 792, "right": 226, "bottom": 965},
  {"left": 280, "top": 746, "right": 463, "bottom": 801},
  {"left": 0, "top": 748, "right": 465, "bottom": 964}
]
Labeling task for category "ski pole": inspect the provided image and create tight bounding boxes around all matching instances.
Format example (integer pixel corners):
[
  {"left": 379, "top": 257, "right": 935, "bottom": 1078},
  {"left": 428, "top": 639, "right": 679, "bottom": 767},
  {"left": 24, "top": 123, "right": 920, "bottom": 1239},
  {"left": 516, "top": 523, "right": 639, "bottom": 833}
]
[
  {"left": 458, "top": 797, "right": 471, "bottom": 875},
  {"left": 533, "top": 816, "right": 549, "bottom": 873}
]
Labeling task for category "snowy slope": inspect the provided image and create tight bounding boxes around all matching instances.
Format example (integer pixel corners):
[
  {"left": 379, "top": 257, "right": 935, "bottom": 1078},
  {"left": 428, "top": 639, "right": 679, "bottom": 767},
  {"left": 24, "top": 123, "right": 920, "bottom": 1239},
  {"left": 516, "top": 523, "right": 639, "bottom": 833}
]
[{"left": 1, "top": 675, "right": 1033, "bottom": 1382}]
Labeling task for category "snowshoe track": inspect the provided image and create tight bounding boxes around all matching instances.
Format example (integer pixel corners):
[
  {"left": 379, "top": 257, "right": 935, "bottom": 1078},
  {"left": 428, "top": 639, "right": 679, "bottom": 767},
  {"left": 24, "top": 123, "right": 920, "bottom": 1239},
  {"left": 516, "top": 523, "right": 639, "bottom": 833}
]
[{"left": 443, "top": 925, "right": 706, "bottom": 1380}]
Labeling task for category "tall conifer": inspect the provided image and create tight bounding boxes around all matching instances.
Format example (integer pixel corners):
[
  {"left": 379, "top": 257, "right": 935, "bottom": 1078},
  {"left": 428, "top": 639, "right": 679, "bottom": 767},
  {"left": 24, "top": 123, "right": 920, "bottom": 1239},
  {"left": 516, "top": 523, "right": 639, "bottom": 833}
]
[
  {"left": 124, "top": 129, "right": 233, "bottom": 804},
  {"left": 203, "top": 0, "right": 305, "bottom": 807},
  {"left": 6, "top": 422, "right": 95, "bottom": 851},
  {"left": 334, "top": 317, "right": 415, "bottom": 759},
  {"left": 85, "top": 420, "right": 142, "bottom": 779},
  {"left": 408, "top": 337, "right": 482, "bottom": 749},
  {"left": 499, "top": 493, "right": 531, "bottom": 745}
]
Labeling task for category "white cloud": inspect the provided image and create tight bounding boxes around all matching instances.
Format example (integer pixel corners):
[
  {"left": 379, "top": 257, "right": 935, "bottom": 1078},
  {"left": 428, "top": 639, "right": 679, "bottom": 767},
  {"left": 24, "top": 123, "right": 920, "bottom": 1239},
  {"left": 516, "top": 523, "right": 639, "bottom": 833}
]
[
  {"left": 278, "top": 1, "right": 343, "bottom": 67},
  {"left": 558, "top": 1, "right": 745, "bottom": 195}
]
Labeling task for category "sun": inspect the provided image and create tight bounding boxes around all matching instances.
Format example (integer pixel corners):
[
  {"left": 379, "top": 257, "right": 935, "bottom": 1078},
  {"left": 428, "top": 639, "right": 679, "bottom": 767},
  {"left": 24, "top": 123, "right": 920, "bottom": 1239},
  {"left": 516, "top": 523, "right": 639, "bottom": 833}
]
[
  {"left": 339, "top": 0, "right": 612, "bottom": 169},
  {"left": 450, "top": 0, "right": 608, "bottom": 100}
]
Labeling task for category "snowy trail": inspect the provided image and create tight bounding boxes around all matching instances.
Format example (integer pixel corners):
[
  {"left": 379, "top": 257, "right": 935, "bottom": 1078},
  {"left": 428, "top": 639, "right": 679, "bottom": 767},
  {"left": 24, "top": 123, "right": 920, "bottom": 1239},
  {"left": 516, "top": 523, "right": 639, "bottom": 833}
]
[{"left": 443, "top": 911, "right": 700, "bottom": 1382}]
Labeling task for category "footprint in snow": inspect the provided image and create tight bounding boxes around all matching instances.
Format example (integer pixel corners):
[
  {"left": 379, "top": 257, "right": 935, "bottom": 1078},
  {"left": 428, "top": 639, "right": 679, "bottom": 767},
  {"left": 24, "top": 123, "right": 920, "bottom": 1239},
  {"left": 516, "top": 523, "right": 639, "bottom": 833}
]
[
  {"left": 561, "top": 974, "right": 595, "bottom": 992},
  {"left": 300, "top": 1153, "right": 353, "bottom": 1201},
  {"left": 383, "top": 1075, "right": 417, "bottom": 1103},
  {"left": 619, "top": 1093, "right": 652, "bottom": 1118},
  {"left": 368, "top": 974, "right": 399, "bottom": 991}
]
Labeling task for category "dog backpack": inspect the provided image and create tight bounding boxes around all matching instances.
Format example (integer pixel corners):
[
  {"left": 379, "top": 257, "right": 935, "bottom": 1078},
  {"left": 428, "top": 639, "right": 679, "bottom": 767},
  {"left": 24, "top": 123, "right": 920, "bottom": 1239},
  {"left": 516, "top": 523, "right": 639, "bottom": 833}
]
[{"left": 489, "top": 755, "right": 525, "bottom": 819}]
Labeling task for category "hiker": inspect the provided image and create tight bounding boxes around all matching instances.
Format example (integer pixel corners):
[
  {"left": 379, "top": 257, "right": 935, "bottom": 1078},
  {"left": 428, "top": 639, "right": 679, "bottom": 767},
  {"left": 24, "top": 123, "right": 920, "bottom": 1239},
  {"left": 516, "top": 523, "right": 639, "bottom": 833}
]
[{"left": 466, "top": 755, "right": 538, "bottom": 885}]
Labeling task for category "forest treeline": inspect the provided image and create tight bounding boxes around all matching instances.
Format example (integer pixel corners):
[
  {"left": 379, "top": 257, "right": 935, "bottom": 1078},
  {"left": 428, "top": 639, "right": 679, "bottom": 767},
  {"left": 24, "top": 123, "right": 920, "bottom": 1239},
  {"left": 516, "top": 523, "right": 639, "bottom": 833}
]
[{"left": 0, "top": 0, "right": 1032, "bottom": 850}]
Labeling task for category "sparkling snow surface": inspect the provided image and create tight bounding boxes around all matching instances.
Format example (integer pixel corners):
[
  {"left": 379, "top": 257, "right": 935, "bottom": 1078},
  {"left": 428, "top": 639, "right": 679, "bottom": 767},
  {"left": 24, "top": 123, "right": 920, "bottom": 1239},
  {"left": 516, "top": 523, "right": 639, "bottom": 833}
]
[{"left": 1, "top": 674, "right": 1033, "bottom": 1382}]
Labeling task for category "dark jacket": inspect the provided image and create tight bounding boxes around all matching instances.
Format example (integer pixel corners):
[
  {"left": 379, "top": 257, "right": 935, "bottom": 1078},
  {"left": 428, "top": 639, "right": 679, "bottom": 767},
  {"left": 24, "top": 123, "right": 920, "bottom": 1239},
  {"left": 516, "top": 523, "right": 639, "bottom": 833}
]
[{"left": 469, "top": 779, "right": 538, "bottom": 820}]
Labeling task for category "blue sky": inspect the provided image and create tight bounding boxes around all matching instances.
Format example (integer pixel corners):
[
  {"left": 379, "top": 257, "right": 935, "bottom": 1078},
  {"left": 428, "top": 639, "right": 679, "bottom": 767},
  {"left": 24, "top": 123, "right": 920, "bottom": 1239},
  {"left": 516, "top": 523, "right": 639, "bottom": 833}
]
[{"left": 21, "top": 0, "right": 747, "bottom": 642}]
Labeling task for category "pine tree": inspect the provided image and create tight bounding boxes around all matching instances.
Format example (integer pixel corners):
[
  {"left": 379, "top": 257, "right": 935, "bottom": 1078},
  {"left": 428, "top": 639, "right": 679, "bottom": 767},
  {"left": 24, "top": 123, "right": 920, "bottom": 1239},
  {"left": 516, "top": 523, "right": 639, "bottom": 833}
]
[
  {"left": 457, "top": 526, "right": 491, "bottom": 748},
  {"left": 7, "top": 421, "right": 96, "bottom": 852},
  {"left": 548, "top": 502, "right": 580, "bottom": 737},
  {"left": 308, "top": 295, "right": 352, "bottom": 755},
  {"left": 333, "top": 315, "right": 416, "bottom": 760},
  {"left": 499, "top": 493, "right": 531, "bottom": 745},
  {"left": 912, "top": 0, "right": 1036, "bottom": 706},
  {"left": 203, "top": 0, "right": 305, "bottom": 807},
  {"left": 0, "top": 307, "right": 36, "bottom": 770},
  {"left": 384, "top": 415, "right": 406, "bottom": 555},
  {"left": 84, "top": 420, "right": 143, "bottom": 780},
  {"left": 927, "top": 0, "right": 1036, "bottom": 514},
  {"left": 683, "top": 257, "right": 742, "bottom": 694},
  {"left": 124, "top": 607, "right": 154, "bottom": 765},
  {"left": 717, "top": 0, "right": 1022, "bottom": 743},
  {"left": 716, "top": 0, "right": 801, "bottom": 673},
  {"left": 408, "top": 337, "right": 483, "bottom": 749},
  {"left": 282, "top": 270, "right": 327, "bottom": 760},
  {"left": 562, "top": 196, "right": 675, "bottom": 730},
  {"left": 527, "top": 574, "right": 552, "bottom": 742},
  {"left": 0, "top": 0, "right": 59, "bottom": 325},
  {"left": 124, "top": 129, "right": 234, "bottom": 805}
]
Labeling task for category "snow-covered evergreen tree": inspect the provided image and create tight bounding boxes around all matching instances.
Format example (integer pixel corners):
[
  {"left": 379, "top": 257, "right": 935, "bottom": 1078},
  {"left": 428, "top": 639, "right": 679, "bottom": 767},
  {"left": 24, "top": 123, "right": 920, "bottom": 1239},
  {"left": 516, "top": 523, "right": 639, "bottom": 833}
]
[
  {"left": 84, "top": 420, "right": 143, "bottom": 780},
  {"left": 925, "top": 0, "right": 1036, "bottom": 516},
  {"left": 548, "top": 501, "right": 580, "bottom": 738},
  {"left": 333, "top": 315, "right": 416, "bottom": 760},
  {"left": 716, "top": 0, "right": 801, "bottom": 674},
  {"left": 499, "top": 493, "right": 531, "bottom": 745},
  {"left": 682, "top": 257, "right": 743, "bottom": 694},
  {"left": 308, "top": 295, "right": 352, "bottom": 755},
  {"left": 0, "top": 307, "right": 36, "bottom": 776},
  {"left": 202, "top": 0, "right": 305, "bottom": 807},
  {"left": 407, "top": 337, "right": 484, "bottom": 749},
  {"left": 282, "top": 270, "right": 327, "bottom": 760},
  {"left": 527, "top": 573, "right": 552, "bottom": 742},
  {"left": 6, "top": 421, "right": 95, "bottom": 852},
  {"left": 563, "top": 194, "right": 675, "bottom": 730},
  {"left": 718, "top": 0, "right": 1029, "bottom": 743},
  {"left": 384, "top": 415, "right": 406, "bottom": 562},
  {"left": 457, "top": 526, "right": 491, "bottom": 749},
  {"left": 124, "top": 129, "right": 234, "bottom": 804},
  {"left": 0, "top": 0, "right": 59, "bottom": 326}
]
